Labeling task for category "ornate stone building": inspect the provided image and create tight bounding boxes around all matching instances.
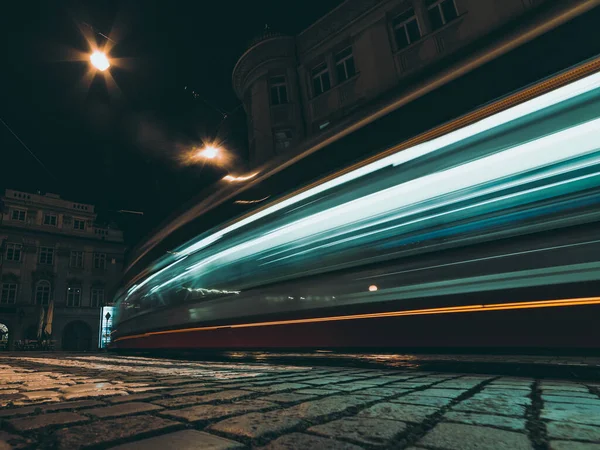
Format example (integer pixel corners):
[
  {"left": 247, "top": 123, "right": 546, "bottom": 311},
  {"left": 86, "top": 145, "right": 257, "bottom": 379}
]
[
  {"left": 232, "top": 0, "right": 567, "bottom": 167},
  {"left": 0, "top": 189, "right": 125, "bottom": 351}
]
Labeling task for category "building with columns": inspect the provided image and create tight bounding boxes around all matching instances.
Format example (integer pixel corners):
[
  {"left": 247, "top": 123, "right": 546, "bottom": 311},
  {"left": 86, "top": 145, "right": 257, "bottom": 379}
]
[
  {"left": 232, "top": 0, "right": 554, "bottom": 168},
  {"left": 0, "top": 189, "right": 125, "bottom": 351}
]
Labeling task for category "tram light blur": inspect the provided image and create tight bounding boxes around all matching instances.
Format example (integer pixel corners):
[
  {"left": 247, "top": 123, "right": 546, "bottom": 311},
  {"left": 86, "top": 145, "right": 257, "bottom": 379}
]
[{"left": 369, "top": 285, "right": 378, "bottom": 292}]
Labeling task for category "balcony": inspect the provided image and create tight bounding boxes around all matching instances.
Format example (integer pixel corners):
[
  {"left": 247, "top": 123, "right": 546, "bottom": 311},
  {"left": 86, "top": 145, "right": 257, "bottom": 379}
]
[{"left": 310, "top": 75, "right": 361, "bottom": 122}]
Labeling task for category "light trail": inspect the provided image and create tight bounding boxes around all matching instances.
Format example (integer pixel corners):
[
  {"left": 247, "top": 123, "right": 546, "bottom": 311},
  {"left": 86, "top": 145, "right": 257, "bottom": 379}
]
[{"left": 114, "top": 296, "right": 600, "bottom": 342}]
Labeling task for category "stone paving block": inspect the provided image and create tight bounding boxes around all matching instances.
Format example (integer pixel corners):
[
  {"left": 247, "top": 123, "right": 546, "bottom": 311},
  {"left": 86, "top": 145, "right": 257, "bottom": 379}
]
[
  {"left": 174, "top": 389, "right": 254, "bottom": 404},
  {"left": 546, "top": 421, "right": 600, "bottom": 442},
  {"left": 154, "top": 394, "right": 227, "bottom": 408},
  {"left": 326, "top": 383, "right": 379, "bottom": 392},
  {"left": 262, "top": 432, "right": 363, "bottom": 450},
  {"left": 63, "top": 390, "right": 129, "bottom": 400},
  {"left": 308, "top": 416, "right": 408, "bottom": 446},
  {"left": 160, "top": 400, "right": 275, "bottom": 422},
  {"left": 0, "top": 399, "right": 104, "bottom": 417},
  {"left": 246, "top": 383, "right": 310, "bottom": 393},
  {"left": 168, "top": 387, "right": 219, "bottom": 396},
  {"left": 453, "top": 394, "right": 528, "bottom": 417},
  {"left": 541, "top": 403, "right": 600, "bottom": 427},
  {"left": 54, "top": 414, "right": 182, "bottom": 450},
  {"left": 549, "top": 441, "right": 600, "bottom": 450},
  {"left": 443, "top": 411, "right": 527, "bottom": 431},
  {"left": 419, "top": 388, "right": 469, "bottom": 398},
  {"left": 542, "top": 391, "right": 599, "bottom": 399},
  {"left": 471, "top": 392, "right": 531, "bottom": 405},
  {"left": 391, "top": 393, "right": 453, "bottom": 407},
  {"left": 283, "top": 394, "right": 381, "bottom": 421},
  {"left": 542, "top": 384, "right": 589, "bottom": 392},
  {"left": 294, "top": 388, "right": 342, "bottom": 395},
  {"left": 417, "top": 422, "right": 533, "bottom": 450},
  {"left": 0, "top": 430, "right": 35, "bottom": 450},
  {"left": 111, "top": 430, "right": 244, "bottom": 449},
  {"left": 86, "top": 401, "right": 163, "bottom": 418},
  {"left": 19, "top": 390, "right": 61, "bottom": 401},
  {"left": 106, "top": 393, "right": 163, "bottom": 404},
  {"left": 8, "top": 411, "right": 89, "bottom": 431},
  {"left": 208, "top": 410, "right": 302, "bottom": 439},
  {"left": 358, "top": 402, "right": 438, "bottom": 423},
  {"left": 356, "top": 387, "right": 411, "bottom": 398},
  {"left": 126, "top": 386, "right": 172, "bottom": 393},
  {"left": 544, "top": 396, "right": 600, "bottom": 406},
  {"left": 261, "top": 392, "right": 317, "bottom": 404}
]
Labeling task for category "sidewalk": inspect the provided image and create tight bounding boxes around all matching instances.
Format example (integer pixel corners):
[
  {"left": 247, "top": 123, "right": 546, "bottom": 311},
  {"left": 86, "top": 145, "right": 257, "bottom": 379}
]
[{"left": 1, "top": 353, "right": 599, "bottom": 449}]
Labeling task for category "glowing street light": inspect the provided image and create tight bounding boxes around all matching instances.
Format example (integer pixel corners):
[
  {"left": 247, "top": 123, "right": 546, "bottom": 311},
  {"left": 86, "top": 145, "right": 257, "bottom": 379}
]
[
  {"left": 90, "top": 50, "right": 110, "bottom": 71},
  {"left": 199, "top": 145, "right": 220, "bottom": 160}
]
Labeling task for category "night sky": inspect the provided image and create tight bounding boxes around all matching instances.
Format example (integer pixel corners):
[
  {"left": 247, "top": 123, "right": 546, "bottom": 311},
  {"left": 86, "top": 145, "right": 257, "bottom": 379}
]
[{"left": 1, "top": 0, "right": 342, "bottom": 244}]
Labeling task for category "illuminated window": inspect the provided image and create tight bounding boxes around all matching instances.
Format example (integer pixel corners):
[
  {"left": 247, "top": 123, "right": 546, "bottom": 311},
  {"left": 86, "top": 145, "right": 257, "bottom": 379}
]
[
  {"left": 1, "top": 283, "right": 17, "bottom": 304},
  {"left": 93, "top": 252, "right": 106, "bottom": 269},
  {"left": 427, "top": 0, "right": 458, "bottom": 30},
  {"left": 38, "top": 247, "right": 54, "bottom": 265},
  {"left": 392, "top": 8, "right": 421, "bottom": 49},
  {"left": 270, "top": 76, "right": 288, "bottom": 105},
  {"left": 312, "top": 62, "right": 331, "bottom": 96},
  {"left": 43, "top": 214, "right": 57, "bottom": 226},
  {"left": 35, "top": 281, "right": 51, "bottom": 306},
  {"left": 11, "top": 209, "right": 26, "bottom": 221},
  {"left": 335, "top": 47, "right": 356, "bottom": 83},
  {"left": 70, "top": 251, "right": 84, "bottom": 269},
  {"left": 91, "top": 288, "right": 105, "bottom": 307},
  {"left": 274, "top": 130, "right": 293, "bottom": 151},
  {"left": 66, "top": 286, "right": 81, "bottom": 307},
  {"left": 5, "top": 243, "right": 22, "bottom": 262},
  {"left": 73, "top": 219, "right": 86, "bottom": 230}
]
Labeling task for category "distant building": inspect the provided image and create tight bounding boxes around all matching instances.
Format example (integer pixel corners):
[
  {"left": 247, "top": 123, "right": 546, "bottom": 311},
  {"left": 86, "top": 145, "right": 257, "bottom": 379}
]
[
  {"left": 232, "top": 0, "right": 556, "bottom": 167},
  {"left": 0, "top": 189, "right": 125, "bottom": 351}
]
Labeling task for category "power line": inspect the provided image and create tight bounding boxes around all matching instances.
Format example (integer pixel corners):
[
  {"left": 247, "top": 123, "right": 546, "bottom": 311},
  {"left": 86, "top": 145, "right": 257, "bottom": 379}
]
[{"left": 0, "top": 117, "right": 58, "bottom": 182}]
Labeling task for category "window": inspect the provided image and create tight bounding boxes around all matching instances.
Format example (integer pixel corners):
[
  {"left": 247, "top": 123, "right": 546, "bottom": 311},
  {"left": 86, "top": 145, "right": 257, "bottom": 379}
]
[
  {"left": 312, "top": 63, "right": 331, "bottom": 96},
  {"left": 1, "top": 283, "right": 17, "bottom": 304},
  {"left": 5, "top": 243, "right": 22, "bottom": 262},
  {"left": 335, "top": 47, "right": 356, "bottom": 83},
  {"left": 93, "top": 252, "right": 106, "bottom": 269},
  {"left": 11, "top": 209, "right": 26, "bottom": 221},
  {"left": 392, "top": 8, "right": 421, "bottom": 49},
  {"left": 274, "top": 130, "right": 293, "bottom": 151},
  {"left": 38, "top": 247, "right": 54, "bottom": 265},
  {"left": 91, "top": 288, "right": 105, "bottom": 307},
  {"left": 35, "top": 281, "right": 51, "bottom": 306},
  {"left": 43, "top": 214, "right": 57, "bottom": 226},
  {"left": 73, "top": 219, "right": 86, "bottom": 230},
  {"left": 269, "top": 76, "right": 288, "bottom": 105},
  {"left": 66, "top": 286, "right": 82, "bottom": 307},
  {"left": 70, "top": 251, "right": 84, "bottom": 269},
  {"left": 427, "top": 0, "right": 458, "bottom": 30}
]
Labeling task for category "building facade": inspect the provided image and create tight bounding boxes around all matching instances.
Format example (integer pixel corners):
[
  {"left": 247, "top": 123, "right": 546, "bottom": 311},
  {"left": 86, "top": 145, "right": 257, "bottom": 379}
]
[
  {"left": 232, "top": 0, "right": 553, "bottom": 167},
  {"left": 0, "top": 189, "right": 125, "bottom": 351}
]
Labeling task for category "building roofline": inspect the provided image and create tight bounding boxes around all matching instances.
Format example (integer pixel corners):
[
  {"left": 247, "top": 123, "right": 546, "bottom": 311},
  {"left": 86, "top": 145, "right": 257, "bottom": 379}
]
[{"left": 297, "top": 0, "right": 351, "bottom": 37}]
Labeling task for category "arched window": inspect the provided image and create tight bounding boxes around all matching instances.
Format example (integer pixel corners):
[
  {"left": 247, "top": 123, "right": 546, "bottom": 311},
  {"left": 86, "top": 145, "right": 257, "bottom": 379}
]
[{"left": 35, "top": 281, "right": 51, "bottom": 306}]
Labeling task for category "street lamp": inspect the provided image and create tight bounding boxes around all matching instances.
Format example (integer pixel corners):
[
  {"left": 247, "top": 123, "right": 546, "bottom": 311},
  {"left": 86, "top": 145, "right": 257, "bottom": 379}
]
[{"left": 90, "top": 50, "right": 110, "bottom": 71}]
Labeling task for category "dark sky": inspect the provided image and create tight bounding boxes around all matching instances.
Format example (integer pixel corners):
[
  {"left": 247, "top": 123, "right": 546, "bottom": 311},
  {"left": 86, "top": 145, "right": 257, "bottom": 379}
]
[{"left": 1, "top": 0, "right": 342, "bottom": 244}]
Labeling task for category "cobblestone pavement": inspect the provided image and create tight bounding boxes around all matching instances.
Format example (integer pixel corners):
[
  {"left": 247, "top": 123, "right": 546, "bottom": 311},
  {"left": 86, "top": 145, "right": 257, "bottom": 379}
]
[{"left": 1, "top": 354, "right": 599, "bottom": 449}]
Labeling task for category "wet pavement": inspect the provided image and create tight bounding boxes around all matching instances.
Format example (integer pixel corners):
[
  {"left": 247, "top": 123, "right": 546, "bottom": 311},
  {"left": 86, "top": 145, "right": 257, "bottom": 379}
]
[{"left": 0, "top": 353, "right": 599, "bottom": 449}]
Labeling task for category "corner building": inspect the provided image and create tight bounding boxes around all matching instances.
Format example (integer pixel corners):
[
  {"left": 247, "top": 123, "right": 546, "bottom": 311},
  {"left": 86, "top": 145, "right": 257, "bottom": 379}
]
[
  {"left": 233, "top": 0, "right": 554, "bottom": 167},
  {"left": 0, "top": 189, "right": 125, "bottom": 351}
]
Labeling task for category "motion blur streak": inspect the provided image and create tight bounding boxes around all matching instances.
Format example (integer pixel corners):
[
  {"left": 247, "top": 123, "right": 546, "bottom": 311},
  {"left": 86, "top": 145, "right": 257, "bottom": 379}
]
[
  {"left": 115, "top": 296, "right": 600, "bottom": 342},
  {"left": 113, "top": 59, "right": 600, "bottom": 349}
]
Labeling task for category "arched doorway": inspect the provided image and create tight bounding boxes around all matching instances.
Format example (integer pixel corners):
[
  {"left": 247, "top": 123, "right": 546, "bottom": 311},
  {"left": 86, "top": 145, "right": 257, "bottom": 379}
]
[
  {"left": 62, "top": 321, "right": 92, "bottom": 351},
  {"left": 0, "top": 324, "right": 8, "bottom": 350}
]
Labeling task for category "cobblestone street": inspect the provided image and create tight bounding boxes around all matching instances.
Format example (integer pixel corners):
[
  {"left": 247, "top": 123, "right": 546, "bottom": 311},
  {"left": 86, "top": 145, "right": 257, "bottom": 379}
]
[{"left": 1, "top": 354, "right": 599, "bottom": 449}]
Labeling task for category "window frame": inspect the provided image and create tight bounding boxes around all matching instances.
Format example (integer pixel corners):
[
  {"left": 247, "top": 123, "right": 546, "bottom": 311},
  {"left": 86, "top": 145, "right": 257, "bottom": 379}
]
[
  {"left": 274, "top": 129, "right": 293, "bottom": 152},
  {"left": 38, "top": 247, "right": 54, "bottom": 265},
  {"left": 1, "top": 283, "right": 17, "bottom": 304},
  {"left": 43, "top": 213, "right": 58, "bottom": 227},
  {"left": 35, "top": 280, "right": 51, "bottom": 306},
  {"left": 93, "top": 252, "right": 107, "bottom": 270},
  {"left": 5, "top": 243, "right": 22, "bottom": 262},
  {"left": 91, "top": 288, "right": 105, "bottom": 307},
  {"left": 70, "top": 250, "right": 84, "bottom": 269},
  {"left": 269, "top": 76, "right": 288, "bottom": 106},
  {"left": 334, "top": 47, "right": 357, "bottom": 83},
  {"left": 73, "top": 218, "right": 86, "bottom": 230},
  {"left": 427, "top": 0, "right": 459, "bottom": 30},
  {"left": 392, "top": 7, "right": 422, "bottom": 49},
  {"left": 66, "top": 286, "right": 82, "bottom": 307},
  {"left": 11, "top": 209, "right": 26, "bottom": 222},
  {"left": 311, "top": 62, "right": 331, "bottom": 97}
]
